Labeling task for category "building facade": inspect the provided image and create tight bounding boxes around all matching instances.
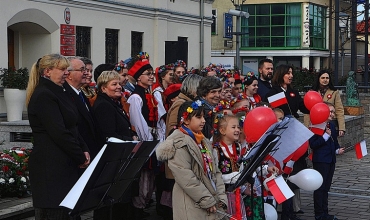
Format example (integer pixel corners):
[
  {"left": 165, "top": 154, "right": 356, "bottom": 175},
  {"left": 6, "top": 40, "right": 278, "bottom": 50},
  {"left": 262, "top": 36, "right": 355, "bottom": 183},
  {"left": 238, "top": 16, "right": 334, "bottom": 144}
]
[
  {"left": 0, "top": 0, "right": 214, "bottom": 115},
  {"left": 211, "top": 0, "right": 352, "bottom": 74}
]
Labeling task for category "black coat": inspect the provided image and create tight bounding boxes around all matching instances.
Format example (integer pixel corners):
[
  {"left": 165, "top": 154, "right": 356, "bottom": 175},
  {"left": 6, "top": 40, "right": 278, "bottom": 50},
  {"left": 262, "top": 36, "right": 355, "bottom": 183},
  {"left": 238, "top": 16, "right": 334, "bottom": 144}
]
[
  {"left": 28, "top": 77, "right": 88, "bottom": 208},
  {"left": 309, "top": 121, "right": 340, "bottom": 164},
  {"left": 64, "top": 82, "right": 102, "bottom": 159},
  {"left": 264, "top": 86, "right": 309, "bottom": 118},
  {"left": 93, "top": 92, "right": 136, "bottom": 142}
]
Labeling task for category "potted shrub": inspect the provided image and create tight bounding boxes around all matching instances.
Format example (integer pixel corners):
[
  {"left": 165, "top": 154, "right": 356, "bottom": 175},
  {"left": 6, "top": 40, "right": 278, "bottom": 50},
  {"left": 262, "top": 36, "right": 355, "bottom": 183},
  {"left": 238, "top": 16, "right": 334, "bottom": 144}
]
[{"left": 0, "top": 67, "right": 29, "bottom": 121}]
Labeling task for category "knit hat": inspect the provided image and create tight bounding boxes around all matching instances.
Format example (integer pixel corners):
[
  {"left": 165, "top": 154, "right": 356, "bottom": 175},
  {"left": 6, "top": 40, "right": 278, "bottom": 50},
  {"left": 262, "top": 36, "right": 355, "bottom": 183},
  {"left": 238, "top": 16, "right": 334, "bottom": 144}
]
[
  {"left": 164, "top": 84, "right": 181, "bottom": 101},
  {"left": 128, "top": 52, "right": 153, "bottom": 80}
]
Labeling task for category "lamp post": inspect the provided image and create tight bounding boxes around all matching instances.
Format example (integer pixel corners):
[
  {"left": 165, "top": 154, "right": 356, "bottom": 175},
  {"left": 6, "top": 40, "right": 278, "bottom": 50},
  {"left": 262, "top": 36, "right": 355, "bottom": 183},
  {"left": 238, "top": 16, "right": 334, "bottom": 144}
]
[
  {"left": 339, "top": 12, "right": 349, "bottom": 78},
  {"left": 230, "top": 0, "right": 246, "bottom": 70}
]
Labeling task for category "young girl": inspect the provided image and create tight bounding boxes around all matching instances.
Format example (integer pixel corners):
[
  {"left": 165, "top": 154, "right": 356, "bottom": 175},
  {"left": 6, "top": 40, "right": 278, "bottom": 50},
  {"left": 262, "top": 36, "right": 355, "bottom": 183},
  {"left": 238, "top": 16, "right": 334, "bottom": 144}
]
[
  {"left": 156, "top": 100, "right": 228, "bottom": 220},
  {"left": 213, "top": 113, "right": 279, "bottom": 219}
]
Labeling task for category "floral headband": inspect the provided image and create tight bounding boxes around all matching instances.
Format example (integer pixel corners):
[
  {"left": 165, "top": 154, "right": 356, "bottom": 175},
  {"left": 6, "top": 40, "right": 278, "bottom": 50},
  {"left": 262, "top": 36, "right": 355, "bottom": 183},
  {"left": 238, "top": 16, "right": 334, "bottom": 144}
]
[
  {"left": 213, "top": 113, "right": 225, "bottom": 134},
  {"left": 230, "top": 94, "right": 248, "bottom": 107},
  {"left": 181, "top": 100, "right": 204, "bottom": 123},
  {"left": 222, "top": 81, "right": 232, "bottom": 90},
  {"left": 245, "top": 71, "right": 257, "bottom": 80},
  {"left": 232, "top": 106, "right": 249, "bottom": 115},
  {"left": 174, "top": 60, "right": 187, "bottom": 68},
  {"left": 158, "top": 64, "right": 175, "bottom": 75},
  {"left": 214, "top": 100, "right": 231, "bottom": 113},
  {"left": 114, "top": 60, "right": 128, "bottom": 71},
  {"left": 138, "top": 52, "right": 150, "bottom": 60}
]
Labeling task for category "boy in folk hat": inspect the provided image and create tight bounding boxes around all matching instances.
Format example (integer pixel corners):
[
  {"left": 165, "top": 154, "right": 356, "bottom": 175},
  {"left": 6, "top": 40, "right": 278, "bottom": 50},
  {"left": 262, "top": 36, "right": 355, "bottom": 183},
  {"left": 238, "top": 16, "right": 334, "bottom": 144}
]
[{"left": 127, "top": 52, "right": 158, "bottom": 218}]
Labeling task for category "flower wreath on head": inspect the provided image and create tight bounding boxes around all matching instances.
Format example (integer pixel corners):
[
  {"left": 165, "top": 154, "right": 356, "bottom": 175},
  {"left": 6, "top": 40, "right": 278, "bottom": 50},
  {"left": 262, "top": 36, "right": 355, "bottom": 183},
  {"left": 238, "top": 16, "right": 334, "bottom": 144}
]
[
  {"left": 245, "top": 71, "right": 257, "bottom": 80},
  {"left": 158, "top": 63, "right": 175, "bottom": 75},
  {"left": 138, "top": 52, "right": 150, "bottom": 60},
  {"left": 181, "top": 100, "right": 204, "bottom": 124},
  {"left": 222, "top": 81, "right": 232, "bottom": 90},
  {"left": 214, "top": 100, "right": 231, "bottom": 113},
  {"left": 213, "top": 112, "right": 225, "bottom": 135},
  {"left": 174, "top": 60, "right": 187, "bottom": 69},
  {"left": 114, "top": 60, "right": 128, "bottom": 72},
  {"left": 230, "top": 93, "right": 248, "bottom": 108}
]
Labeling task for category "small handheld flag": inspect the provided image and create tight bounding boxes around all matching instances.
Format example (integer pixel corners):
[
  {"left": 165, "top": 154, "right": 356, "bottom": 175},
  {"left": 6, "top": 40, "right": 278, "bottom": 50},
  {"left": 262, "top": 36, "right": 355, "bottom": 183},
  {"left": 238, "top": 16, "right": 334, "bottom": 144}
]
[{"left": 355, "top": 140, "right": 367, "bottom": 159}]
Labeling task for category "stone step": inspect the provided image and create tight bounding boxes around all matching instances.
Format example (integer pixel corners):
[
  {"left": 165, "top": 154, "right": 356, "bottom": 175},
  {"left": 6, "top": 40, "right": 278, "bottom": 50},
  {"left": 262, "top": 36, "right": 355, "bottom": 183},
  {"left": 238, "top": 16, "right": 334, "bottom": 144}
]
[{"left": 0, "top": 197, "right": 33, "bottom": 220}]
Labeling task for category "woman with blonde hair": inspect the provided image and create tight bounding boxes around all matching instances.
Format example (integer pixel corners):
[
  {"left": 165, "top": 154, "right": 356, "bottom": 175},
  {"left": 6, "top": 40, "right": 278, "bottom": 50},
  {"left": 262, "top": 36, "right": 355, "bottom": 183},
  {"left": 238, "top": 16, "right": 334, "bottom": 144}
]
[{"left": 27, "top": 54, "right": 90, "bottom": 219}]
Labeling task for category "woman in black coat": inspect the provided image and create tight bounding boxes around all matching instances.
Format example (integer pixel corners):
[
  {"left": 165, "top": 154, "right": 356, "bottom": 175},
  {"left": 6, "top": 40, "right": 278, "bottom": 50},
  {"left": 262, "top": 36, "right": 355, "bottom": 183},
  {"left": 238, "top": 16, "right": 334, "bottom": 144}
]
[
  {"left": 26, "top": 54, "right": 90, "bottom": 219},
  {"left": 92, "top": 71, "right": 137, "bottom": 219},
  {"left": 264, "top": 64, "right": 309, "bottom": 118},
  {"left": 93, "top": 71, "right": 137, "bottom": 142}
]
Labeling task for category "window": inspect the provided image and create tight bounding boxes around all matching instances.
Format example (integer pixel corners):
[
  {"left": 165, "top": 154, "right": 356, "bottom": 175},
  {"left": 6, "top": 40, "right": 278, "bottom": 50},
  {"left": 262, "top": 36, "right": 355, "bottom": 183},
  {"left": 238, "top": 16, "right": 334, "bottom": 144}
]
[
  {"left": 76, "top": 26, "right": 91, "bottom": 58},
  {"left": 309, "top": 4, "right": 327, "bottom": 49},
  {"left": 241, "top": 3, "right": 301, "bottom": 49},
  {"left": 131, "top": 31, "right": 143, "bottom": 57},
  {"left": 211, "top": 9, "right": 217, "bottom": 35},
  {"left": 105, "top": 29, "right": 119, "bottom": 64}
]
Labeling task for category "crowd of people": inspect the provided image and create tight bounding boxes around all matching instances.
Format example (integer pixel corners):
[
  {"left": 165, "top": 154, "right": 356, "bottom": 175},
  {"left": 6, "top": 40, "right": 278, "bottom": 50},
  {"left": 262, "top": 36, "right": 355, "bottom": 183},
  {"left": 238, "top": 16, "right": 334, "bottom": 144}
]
[{"left": 25, "top": 53, "right": 346, "bottom": 220}]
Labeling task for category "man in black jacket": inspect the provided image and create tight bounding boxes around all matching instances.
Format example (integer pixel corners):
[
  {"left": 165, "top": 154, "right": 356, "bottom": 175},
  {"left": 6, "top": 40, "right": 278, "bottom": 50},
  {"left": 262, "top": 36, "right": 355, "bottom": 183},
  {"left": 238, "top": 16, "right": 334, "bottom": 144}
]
[
  {"left": 257, "top": 58, "right": 274, "bottom": 100},
  {"left": 64, "top": 57, "right": 101, "bottom": 159}
]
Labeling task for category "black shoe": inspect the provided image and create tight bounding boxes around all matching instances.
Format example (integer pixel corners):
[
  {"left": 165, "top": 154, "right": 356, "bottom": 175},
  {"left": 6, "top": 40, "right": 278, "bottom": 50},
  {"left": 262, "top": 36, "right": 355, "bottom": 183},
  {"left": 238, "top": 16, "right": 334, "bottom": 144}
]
[
  {"left": 324, "top": 214, "right": 338, "bottom": 220},
  {"left": 294, "top": 209, "right": 304, "bottom": 214},
  {"left": 290, "top": 214, "right": 304, "bottom": 220}
]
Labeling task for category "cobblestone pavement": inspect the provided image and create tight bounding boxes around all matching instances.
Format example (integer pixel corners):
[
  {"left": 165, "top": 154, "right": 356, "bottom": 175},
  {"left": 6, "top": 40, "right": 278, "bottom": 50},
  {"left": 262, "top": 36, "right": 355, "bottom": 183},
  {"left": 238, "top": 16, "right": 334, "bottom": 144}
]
[{"left": 22, "top": 140, "right": 370, "bottom": 220}]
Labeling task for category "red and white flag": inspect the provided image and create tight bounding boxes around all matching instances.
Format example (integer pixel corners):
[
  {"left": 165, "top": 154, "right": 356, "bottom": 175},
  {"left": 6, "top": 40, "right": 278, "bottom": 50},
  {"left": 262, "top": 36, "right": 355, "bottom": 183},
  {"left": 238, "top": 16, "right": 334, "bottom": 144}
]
[
  {"left": 283, "top": 160, "right": 295, "bottom": 174},
  {"left": 266, "top": 176, "right": 294, "bottom": 204},
  {"left": 309, "top": 122, "right": 327, "bottom": 135},
  {"left": 267, "top": 92, "right": 288, "bottom": 108},
  {"left": 355, "top": 140, "right": 367, "bottom": 159}
]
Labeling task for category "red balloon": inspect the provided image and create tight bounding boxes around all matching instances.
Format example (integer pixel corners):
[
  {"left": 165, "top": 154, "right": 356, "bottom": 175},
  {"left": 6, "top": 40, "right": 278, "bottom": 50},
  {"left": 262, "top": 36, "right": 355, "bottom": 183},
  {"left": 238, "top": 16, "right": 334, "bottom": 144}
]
[
  {"left": 304, "top": 91, "right": 323, "bottom": 110},
  {"left": 244, "top": 107, "right": 277, "bottom": 143},
  {"left": 310, "top": 103, "right": 330, "bottom": 124}
]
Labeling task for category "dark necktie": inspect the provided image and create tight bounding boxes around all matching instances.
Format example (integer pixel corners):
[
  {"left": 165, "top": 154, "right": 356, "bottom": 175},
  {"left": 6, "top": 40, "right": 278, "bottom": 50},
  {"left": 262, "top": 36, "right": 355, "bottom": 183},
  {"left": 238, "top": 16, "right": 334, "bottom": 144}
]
[{"left": 79, "top": 91, "right": 89, "bottom": 111}]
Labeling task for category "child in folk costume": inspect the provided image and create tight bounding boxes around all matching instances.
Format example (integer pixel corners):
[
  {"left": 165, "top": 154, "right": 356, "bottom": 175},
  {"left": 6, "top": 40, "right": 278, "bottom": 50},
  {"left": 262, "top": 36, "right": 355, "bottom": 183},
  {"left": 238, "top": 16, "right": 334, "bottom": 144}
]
[
  {"left": 127, "top": 52, "right": 158, "bottom": 218},
  {"left": 212, "top": 114, "right": 247, "bottom": 220},
  {"left": 153, "top": 64, "right": 174, "bottom": 141},
  {"left": 156, "top": 100, "right": 228, "bottom": 220},
  {"left": 214, "top": 111, "right": 278, "bottom": 220}
]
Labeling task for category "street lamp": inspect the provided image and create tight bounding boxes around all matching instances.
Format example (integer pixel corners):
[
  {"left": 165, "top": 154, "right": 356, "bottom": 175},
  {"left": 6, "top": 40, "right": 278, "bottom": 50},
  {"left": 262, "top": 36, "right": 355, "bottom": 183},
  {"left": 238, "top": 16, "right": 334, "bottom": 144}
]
[
  {"left": 229, "top": 0, "right": 247, "bottom": 71},
  {"left": 339, "top": 12, "right": 349, "bottom": 77}
]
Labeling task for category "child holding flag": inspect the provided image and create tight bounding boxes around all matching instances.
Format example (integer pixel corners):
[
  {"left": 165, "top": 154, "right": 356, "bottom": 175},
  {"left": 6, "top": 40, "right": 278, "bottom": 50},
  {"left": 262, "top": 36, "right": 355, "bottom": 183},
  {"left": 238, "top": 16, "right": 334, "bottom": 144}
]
[{"left": 309, "top": 102, "right": 344, "bottom": 220}]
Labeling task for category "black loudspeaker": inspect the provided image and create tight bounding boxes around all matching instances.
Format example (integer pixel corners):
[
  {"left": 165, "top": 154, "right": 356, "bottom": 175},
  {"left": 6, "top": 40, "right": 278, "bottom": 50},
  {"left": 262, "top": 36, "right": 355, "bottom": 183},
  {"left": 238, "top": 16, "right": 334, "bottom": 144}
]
[{"left": 165, "top": 41, "right": 188, "bottom": 65}]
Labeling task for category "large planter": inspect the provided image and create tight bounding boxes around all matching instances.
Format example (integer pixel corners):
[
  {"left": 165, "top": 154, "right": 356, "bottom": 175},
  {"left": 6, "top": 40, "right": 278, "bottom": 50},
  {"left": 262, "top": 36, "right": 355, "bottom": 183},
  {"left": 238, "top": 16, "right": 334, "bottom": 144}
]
[{"left": 4, "top": 88, "right": 26, "bottom": 121}]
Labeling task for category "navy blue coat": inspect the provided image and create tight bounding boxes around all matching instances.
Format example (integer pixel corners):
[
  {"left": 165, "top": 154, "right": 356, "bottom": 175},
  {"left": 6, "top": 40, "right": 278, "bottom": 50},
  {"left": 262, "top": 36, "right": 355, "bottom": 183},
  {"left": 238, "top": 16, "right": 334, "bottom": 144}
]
[{"left": 309, "top": 121, "right": 340, "bottom": 163}]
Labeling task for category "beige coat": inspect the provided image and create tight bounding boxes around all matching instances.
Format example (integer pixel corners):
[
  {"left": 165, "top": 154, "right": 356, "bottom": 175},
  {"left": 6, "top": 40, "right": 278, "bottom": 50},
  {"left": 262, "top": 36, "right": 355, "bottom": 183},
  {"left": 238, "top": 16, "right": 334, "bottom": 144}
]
[
  {"left": 303, "top": 89, "right": 345, "bottom": 131},
  {"left": 156, "top": 130, "right": 228, "bottom": 220}
]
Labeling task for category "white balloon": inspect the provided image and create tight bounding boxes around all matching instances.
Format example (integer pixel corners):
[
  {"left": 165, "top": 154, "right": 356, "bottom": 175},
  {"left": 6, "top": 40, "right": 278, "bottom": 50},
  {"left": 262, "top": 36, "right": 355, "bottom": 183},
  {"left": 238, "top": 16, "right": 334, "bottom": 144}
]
[
  {"left": 287, "top": 169, "right": 323, "bottom": 191},
  {"left": 264, "top": 203, "right": 278, "bottom": 220}
]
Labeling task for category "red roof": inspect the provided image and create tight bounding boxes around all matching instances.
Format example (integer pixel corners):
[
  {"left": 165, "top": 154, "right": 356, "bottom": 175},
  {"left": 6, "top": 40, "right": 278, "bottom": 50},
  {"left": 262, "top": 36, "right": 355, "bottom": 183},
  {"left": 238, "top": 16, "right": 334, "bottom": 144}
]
[{"left": 357, "top": 20, "right": 370, "bottom": 33}]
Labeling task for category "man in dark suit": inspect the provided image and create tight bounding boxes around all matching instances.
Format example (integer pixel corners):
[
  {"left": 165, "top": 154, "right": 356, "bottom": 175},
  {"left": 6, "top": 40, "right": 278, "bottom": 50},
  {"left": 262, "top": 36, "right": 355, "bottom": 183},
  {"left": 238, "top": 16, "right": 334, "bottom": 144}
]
[{"left": 64, "top": 57, "right": 101, "bottom": 160}]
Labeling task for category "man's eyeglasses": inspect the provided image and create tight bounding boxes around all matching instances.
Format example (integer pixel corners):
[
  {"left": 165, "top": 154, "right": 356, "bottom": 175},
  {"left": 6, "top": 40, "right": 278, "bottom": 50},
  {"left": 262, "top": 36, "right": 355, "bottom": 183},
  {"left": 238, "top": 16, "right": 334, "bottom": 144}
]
[
  {"left": 69, "top": 67, "right": 87, "bottom": 72},
  {"left": 142, "top": 72, "right": 155, "bottom": 76}
]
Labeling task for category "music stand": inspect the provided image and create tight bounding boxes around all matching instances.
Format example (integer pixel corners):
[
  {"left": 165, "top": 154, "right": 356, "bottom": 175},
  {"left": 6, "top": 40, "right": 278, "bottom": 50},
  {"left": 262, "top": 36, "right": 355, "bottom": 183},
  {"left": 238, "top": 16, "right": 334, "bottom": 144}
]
[{"left": 60, "top": 139, "right": 159, "bottom": 217}]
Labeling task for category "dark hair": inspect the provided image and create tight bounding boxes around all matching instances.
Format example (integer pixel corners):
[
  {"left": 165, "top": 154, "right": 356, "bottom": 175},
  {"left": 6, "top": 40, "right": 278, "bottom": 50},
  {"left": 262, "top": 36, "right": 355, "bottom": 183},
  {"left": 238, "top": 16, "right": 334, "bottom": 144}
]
[
  {"left": 234, "top": 79, "right": 242, "bottom": 85},
  {"left": 80, "top": 57, "right": 93, "bottom": 66},
  {"left": 243, "top": 75, "right": 258, "bottom": 86},
  {"left": 271, "top": 64, "right": 293, "bottom": 87},
  {"left": 93, "top": 63, "right": 115, "bottom": 82},
  {"left": 311, "top": 69, "right": 337, "bottom": 91},
  {"left": 258, "top": 58, "right": 273, "bottom": 69},
  {"left": 196, "top": 76, "right": 222, "bottom": 97},
  {"left": 177, "top": 101, "right": 205, "bottom": 126}
]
